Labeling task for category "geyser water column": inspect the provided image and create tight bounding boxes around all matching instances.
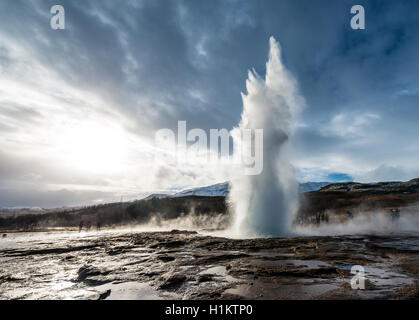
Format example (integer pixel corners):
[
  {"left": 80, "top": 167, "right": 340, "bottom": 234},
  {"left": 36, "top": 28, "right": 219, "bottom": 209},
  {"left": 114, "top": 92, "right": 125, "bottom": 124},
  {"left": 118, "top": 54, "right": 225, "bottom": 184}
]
[{"left": 229, "top": 37, "right": 304, "bottom": 238}]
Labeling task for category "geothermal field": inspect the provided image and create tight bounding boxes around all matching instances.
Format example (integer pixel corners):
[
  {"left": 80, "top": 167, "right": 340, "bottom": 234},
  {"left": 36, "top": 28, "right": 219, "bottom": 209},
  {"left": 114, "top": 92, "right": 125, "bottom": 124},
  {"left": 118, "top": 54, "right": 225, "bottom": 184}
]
[
  {"left": 0, "top": 229, "right": 418, "bottom": 300},
  {"left": 0, "top": 229, "right": 419, "bottom": 300},
  {"left": 1, "top": 179, "right": 419, "bottom": 300}
]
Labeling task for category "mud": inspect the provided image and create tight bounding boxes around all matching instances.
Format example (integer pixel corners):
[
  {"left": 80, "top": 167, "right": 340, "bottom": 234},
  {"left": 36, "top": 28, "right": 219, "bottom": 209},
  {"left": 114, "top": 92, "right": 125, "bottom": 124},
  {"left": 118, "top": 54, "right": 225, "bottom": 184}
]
[{"left": 0, "top": 230, "right": 418, "bottom": 300}]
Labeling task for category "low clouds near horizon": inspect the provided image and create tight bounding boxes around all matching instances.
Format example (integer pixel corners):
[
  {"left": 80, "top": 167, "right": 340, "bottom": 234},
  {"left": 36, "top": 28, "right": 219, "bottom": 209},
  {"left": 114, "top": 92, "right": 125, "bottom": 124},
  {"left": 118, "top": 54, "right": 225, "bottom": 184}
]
[{"left": 1, "top": 0, "right": 419, "bottom": 207}]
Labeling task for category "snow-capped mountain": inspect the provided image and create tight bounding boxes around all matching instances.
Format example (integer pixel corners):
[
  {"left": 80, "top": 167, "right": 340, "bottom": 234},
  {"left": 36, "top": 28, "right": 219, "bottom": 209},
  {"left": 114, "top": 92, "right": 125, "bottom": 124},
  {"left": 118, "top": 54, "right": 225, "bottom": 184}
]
[
  {"left": 144, "top": 181, "right": 330, "bottom": 200},
  {"left": 142, "top": 193, "right": 172, "bottom": 201},
  {"left": 172, "top": 182, "right": 229, "bottom": 197}
]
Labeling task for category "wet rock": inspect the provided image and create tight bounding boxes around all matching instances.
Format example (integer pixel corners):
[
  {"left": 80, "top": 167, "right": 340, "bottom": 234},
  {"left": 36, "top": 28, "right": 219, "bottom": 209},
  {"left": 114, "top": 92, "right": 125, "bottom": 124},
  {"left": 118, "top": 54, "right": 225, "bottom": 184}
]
[
  {"left": 194, "top": 253, "right": 249, "bottom": 264},
  {"left": 106, "top": 248, "right": 130, "bottom": 256},
  {"left": 149, "top": 240, "right": 186, "bottom": 249},
  {"left": 4, "top": 244, "right": 101, "bottom": 257},
  {"left": 77, "top": 266, "right": 101, "bottom": 281},
  {"left": 98, "top": 289, "right": 111, "bottom": 300},
  {"left": 229, "top": 265, "right": 340, "bottom": 279},
  {"left": 0, "top": 274, "right": 21, "bottom": 283},
  {"left": 339, "top": 278, "right": 377, "bottom": 292},
  {"left": 157, "top": 255, "right": 176, "bottom": 262},
  {"left": 196, "top": 274, "right": 213, "bottom": 283},
  {"left": 397, "top": 281, "right": 419, "bottom": 300},
  {"left": 364, "top": 279, "right": 378, "bottom": 290},
  {"left": 62, "top": 255, "right": 75, "bottom": 261},
  {"left": 1, "top": 230, "right": 418, "bottom": 300},
  {"left": 169, "top": 230, "right": 197, "bottom": 235},
  {"left": 139, "top": 270, "right": 164, "bottom": 278},
  {"left": 76, "top": 265, "right": 111, "bottom": 284},
  {"left": 398, "top": 255, "right": 419, "bottom": 275},
  {"left": 156, "top": 271, "right": 187, "bottom": 290}
]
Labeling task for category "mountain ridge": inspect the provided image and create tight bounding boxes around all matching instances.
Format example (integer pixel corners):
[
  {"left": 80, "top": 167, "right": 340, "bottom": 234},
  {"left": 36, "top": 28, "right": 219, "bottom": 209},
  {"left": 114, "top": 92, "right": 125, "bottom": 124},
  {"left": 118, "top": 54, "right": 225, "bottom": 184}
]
[{"left": 144, "top": 181, "right": 331, "bottom": 200}]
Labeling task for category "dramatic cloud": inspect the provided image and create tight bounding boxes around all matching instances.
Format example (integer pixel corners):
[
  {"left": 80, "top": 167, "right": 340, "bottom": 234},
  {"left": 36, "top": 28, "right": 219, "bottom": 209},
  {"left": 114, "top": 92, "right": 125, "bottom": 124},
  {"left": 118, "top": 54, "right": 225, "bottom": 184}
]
[{"left": 1, "top": 0, "right": 419, "bottom": 207}]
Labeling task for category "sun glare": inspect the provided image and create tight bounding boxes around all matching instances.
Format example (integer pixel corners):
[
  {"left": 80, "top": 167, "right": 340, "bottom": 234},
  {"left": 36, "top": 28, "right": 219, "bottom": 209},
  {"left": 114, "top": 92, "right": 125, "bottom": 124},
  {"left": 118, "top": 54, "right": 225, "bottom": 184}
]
[{"left": 55, "top": 121, "right": 130, "bottom": 174}]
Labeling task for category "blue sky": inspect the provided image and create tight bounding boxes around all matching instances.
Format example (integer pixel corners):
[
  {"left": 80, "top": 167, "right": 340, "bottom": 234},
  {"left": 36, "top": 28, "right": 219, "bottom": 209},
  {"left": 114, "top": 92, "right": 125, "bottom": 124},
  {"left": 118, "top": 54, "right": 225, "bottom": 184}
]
[
  {"left": 0, "top": 0, "right": 419, "bottom": 207},
  {"left": 327, "top": 173, "right": 354, "bottom": 183}
]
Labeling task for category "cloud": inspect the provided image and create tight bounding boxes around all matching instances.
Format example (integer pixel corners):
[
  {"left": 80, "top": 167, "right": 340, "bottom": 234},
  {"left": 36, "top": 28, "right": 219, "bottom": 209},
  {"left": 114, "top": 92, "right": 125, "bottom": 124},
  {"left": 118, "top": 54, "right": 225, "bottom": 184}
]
[
  {"left": 0, "top": 188, "right": 127, "bottom": 209},
  {"left": 325, "top": 112, "right": 380, "bottom": 138},
  {"left": 1, "top": 0, "right": 419, "bottom": 206},
  {"left": 354, "top": 164, "right": 419, "bottom": 183}
]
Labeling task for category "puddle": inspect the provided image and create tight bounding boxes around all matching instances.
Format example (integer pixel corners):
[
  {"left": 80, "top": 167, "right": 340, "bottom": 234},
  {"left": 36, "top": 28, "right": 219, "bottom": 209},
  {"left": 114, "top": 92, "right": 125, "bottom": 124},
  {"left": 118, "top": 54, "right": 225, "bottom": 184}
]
[
  {"left": 249, "top": 259, "right": 331, "bottom": 269},
  {"left": 248, "top": 252, "right": 294, "bottom": 258},
  {"left": 199, "top": 266, "right": 239, "bottom": 283},
  {"left": 363, "top": 265, "right": 413, "bottom": 287},
  {"left": 199, "top": 266, "right": 226, "bottom": 276},
  {"left": 95, "top": 281, "right": 177, "bottom": 300},
  {"left": 335, "top": 265, "right": 352, "bottom": 270},
  {"left": 225, "top": 281, "right": 339, "bottom": 299},
  {"left": 334, "top": 263, "right": 413, "bottom": 288},
  {"left": 374, "top": 239, "right": 419, "bottom": 251}
]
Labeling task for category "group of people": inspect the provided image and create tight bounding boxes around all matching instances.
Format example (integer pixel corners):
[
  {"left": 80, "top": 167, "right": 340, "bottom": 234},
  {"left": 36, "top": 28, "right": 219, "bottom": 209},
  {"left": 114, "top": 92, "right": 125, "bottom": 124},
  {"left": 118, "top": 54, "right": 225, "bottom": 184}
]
[
  {"left": 315, "top": 211, "right": 329, "bottom": 224},
  {"left": 297, "top": 212, "right": 329, "bottom": 226},
  {"left": 79, "top": 221, "right": 101, "bottom": 232},
  {"left": 390, "top": 208, "right": 401, "bottom": 223}
]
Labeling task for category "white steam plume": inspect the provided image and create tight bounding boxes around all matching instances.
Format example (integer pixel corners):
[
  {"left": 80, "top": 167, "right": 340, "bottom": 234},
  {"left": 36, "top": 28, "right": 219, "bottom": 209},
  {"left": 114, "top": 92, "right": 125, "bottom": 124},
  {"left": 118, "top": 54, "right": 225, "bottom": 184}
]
[
  {"left": 295, "top": 212, "right": 419, "bottom": 236},
  {"left": 228, "top": 37, "right": 304, "bottom": 238}
]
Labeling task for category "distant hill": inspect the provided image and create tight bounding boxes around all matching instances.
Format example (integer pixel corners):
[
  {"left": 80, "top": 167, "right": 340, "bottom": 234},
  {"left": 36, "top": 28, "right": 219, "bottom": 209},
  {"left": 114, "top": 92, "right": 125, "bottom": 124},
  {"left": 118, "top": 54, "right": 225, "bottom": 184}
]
[
  {"left": 298, "top": 182, "right": 331, "bottom": 193},
  {"left": 299, "top": 178, "right": 419, "bottom": 218},
  {"left": 3, "top": 179, "right": 419, "bottom": 232},
  {"left": 145, "top": 181, "right": 331, "bottom": 200},
  {"left": 318, "top": 178, "right": 419, "bottom": 194}
]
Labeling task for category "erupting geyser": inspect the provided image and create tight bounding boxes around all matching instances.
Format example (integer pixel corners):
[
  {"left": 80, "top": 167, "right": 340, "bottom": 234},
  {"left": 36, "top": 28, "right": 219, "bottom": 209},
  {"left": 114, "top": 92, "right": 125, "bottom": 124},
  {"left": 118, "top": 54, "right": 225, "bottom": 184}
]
[{"left": 229, "top": 37, "right": 304, "bottom": 237}]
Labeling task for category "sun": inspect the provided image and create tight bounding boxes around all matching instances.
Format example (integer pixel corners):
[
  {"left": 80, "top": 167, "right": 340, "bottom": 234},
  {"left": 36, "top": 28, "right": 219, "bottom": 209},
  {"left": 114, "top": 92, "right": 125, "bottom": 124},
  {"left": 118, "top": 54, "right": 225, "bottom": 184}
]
[{"left": 55, "top": 120, "right": 130, "bottom": 174}]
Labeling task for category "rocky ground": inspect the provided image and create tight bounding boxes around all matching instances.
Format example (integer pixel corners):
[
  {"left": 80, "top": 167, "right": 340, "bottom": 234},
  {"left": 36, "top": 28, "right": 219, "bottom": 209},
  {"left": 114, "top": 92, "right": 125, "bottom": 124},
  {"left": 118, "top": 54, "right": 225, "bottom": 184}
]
[{"left": 0, "top": 229, "right": 418, "bottom": 300}]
